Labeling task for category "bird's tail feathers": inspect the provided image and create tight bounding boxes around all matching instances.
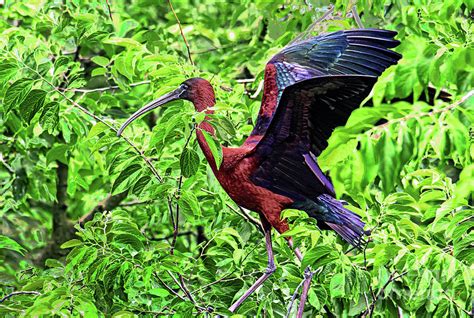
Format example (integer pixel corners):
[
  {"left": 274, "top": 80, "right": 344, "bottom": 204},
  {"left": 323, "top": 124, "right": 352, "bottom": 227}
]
[{"left": 316, "top": 194, "right": 368, "bottom": 248}]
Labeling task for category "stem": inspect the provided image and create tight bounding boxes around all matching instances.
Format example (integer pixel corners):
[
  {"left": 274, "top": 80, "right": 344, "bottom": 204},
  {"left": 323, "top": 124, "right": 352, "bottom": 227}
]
[
  {"left": 361, "top": 270, "right": 408, "bottom": 317},
  {"left": 351, "top": 5, "right": 364, "bottom": 28},
  {"left": 8, "top": 52, "right": 163, "bottom": 183},
  {"left": 105, "top": 0, "right": 113, "bottom": 21},
  {"left": 170, "top": 126, "right": 196, "bottom": 255},
  {"left": 167, "top": 0, "right": 193, "bottom": 65},
  {"left": 0, "top": 291, "right": 41, "bottom": 303},
  {"left": 226, "top": 203, "right": 263, "bottom": 233},
  {"left": 58, "top": 80, "right": 151, "bottom": 93},
  {"left": 368, "top": 90, "right": 473, "bottom": 136}
]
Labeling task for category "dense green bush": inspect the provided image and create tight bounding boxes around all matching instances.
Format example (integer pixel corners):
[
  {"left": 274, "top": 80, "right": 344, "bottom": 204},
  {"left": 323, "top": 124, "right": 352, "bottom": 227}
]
[{"left": 0, "top": 0, "right": 472, "bottom": 317}]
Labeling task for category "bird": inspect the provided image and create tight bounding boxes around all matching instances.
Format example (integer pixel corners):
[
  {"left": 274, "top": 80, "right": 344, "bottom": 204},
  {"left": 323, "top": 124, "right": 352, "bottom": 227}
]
[{"left": 117, "top": 28, "right": 401, "bottom": 316}]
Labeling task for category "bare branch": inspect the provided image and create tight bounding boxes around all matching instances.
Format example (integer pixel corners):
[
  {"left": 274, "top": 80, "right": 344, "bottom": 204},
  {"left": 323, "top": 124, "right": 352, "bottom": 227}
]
[
  {"left": 236, "top": 78, "right": 256, "bottom": 84},
  {"left": 105, "top": 0, "right": 113, "bottom": 21},
  {"left": 0, "top": 153, "right": 14, "bottom": 174},
  {"left": 0, "top": 291, "right": 41, "bottom": 303},
  {"left": 9, "top": 53, "right": 163, "bottom": 183},
  {"left": 78, "top": 192, "right": 128, "bottom": 226},
  {"left": 250, "top": 80, "right": 265, "bottom": 99},
  {"left": 226, "top": 203, "right": 263, "bottom": 233},
  {"left": 369, "top": 90, "right": 473, "bottom": 136},
  {"left": 361, "top": 270, "right": 408, "bottom": 317},
  {"left": 167, "top": 270, "right": 206, "bottom": 312},
  {"left": 167, "top": 0, "right": 193, "bottom": 65},
  {"left": 59, "top": 80, "right": 151, "bottom": 94},
  {"left": 289, "top": 4, "right": 334, "bottom": 45},
  {"left": 154, "top": 273, "right": 186, "bottom": 301},
  {"left": 351, "top": 5, "right": 364, "bottom": 28},
  {"left": 285, "top": 278, "right": 306, "bottom": 318}
]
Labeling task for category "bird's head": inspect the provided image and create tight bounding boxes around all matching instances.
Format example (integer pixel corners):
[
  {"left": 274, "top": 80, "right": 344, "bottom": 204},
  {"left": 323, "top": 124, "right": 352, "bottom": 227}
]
[{"left": 117, "top": 77, "right": 215, "bottom": 136}]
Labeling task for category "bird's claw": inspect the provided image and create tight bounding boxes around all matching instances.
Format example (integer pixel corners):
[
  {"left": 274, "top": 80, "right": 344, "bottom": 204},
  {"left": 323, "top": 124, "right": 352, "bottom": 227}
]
[{"left": 303, "top": 266, "right": 314, "bottom": 279}]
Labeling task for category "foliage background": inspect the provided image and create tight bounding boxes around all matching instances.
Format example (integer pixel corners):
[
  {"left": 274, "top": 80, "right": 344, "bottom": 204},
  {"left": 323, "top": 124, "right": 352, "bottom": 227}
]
[{"left": 0, "top": 0, "right": 472, "bottom": 317}]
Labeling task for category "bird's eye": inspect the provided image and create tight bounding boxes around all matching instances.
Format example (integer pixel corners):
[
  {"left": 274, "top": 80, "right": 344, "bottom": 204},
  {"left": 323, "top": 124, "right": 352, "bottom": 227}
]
[{"left": 182, "top": 83, "right": 189, "bottom": 89}]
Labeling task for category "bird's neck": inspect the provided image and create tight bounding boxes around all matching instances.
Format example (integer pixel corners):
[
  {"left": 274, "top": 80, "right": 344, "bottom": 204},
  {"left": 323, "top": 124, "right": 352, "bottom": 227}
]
[{"left": 195, "top": 106, "right": 219, "bottom": 173}]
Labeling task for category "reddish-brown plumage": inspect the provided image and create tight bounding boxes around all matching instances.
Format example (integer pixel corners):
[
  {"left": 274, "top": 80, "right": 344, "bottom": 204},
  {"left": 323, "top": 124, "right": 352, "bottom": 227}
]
[
  {"left": 117, "top": 28, "right": 402, "bottom": 315},
  {"left": 258, "top": 64, "right": 279, "bottom": 117},
  {"left": 192, "top": 78, "right": 293, "bottom": 234}
]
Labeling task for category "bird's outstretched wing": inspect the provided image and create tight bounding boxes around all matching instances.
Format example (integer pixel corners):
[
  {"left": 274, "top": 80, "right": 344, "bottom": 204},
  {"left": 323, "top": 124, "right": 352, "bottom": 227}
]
[
  {"left": 247, "top": 29, "right": 401, "bottom": 143},
  {"left": 247, "top": 29, "right": 401, "bottom": 200}
]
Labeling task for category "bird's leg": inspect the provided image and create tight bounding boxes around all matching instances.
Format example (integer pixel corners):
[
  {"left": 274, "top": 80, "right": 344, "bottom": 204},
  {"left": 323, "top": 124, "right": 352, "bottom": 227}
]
[
  {"left": 287, "top": 237, "right": 314, "bottom": 318},
  {"left": 296, "top": 268, "right": 314, "bottom": 317},
  {"left": 228, "top": 218, "right": 275, "bottom": 313},
  {"left": 287, "top": 237, "right": 303, "bottom": 261}
]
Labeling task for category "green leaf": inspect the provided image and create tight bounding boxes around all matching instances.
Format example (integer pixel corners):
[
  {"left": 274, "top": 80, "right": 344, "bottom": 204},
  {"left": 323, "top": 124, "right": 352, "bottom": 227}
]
[
  {"left": 3, "top": 79, "right": 33, "bottom": 113},
  {"left": 91, "top": 56, "right": 110, "bottom": 67},
  {"left": 39, "top": 102, "right": 59, "bottom": 132},
  {"left": 60, "top": 239, "right": 83, "bottom": 249},
  {"left": 179, "top": 190, "right": 200, "bottom": 217},
  {"left": 0, "top": 235, "right": 26, "bottom": 255},
  {"left": 46, "top": 144, "right": 69, "bottom": 164},
  {"left": 201, "top": 130, "right": 223, "bottom": 168},
  {"left": 180, "top": 147, "right": 200, "bottom": 178},
  {"left": 113, "top": 234, "right": 144, "bottom": 250},
  {"left": 329, "top": 273, "right": 346, "bottom": 298},
  {"left": 149, "top": 288, "right": 170, "bottom": 297},
  {"left": 0, "top": 61, "right": 18, "bottom": 84},
  {"left": 112, "top": 164, "right": 142, "bottom": 194},
  {"left": 301, "top": 246, "right": 335, "bottom": 269},
  {"left": 104, "top": 37, "right": 142, "bottom": 48},
  {"left": 131, "top": 175, "right": 151, "bottom": 195},
  {"left": 87, "top": 122, "right": 110, "bottom": 138},
  {"left": 20, "top": 89, "right": 47, "bottom": 123}
]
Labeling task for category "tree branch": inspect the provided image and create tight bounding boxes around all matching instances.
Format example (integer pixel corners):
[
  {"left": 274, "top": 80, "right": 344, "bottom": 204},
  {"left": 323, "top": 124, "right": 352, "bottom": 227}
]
[
  {"left": 105, "top": 0, "right": 113, "bottom": 21},
  {"left": 78, "top": 191, "right": 128, "bottom": 226},
  {"left": 361, "top": 270, "right": 408, "bottom": 318},
  {"left": 6, "top": 50, "right": 163, "bottom": 183},
  {"left": 369, "top": 90, "right": 473, "bottom": 136},
  {"left": 58, "top": 80, "right": 151, "bottom": 94},
  {"left": 351, "top": 5, "right": 364, "bottom": 28},
  {"left": 226, "top": 203, "right": 263, "bottom": 233},
  {"left": 0, "top": 291, "right": 41, "bottom": 303},
  {"left": 170, "top": 126, "right": 196, "bottom": 255},
  {"left": 167, "top": 0, "right": 193, "bottom": 65}
]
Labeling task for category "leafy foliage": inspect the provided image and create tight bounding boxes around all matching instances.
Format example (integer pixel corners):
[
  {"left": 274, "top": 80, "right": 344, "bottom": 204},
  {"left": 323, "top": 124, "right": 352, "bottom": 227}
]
[{"left": 0, "top": 0, "right": 472, "bottom": 317}]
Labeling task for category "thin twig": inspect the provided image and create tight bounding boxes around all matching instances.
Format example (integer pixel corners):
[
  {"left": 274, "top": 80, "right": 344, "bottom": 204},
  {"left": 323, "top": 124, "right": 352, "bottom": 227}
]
[
  {"left": 167, "top": 270, "right": 206, "bottom": 312},
  {"left": 119, "top": 199, "right": 154, "bottom": 207},
  {"left": 105, "top": 0, "right": 113, "bottom": 21},
  {"left": 0, "top": 291, "right": 41, "bottom": 303},
  {"left": 289, "top": 5, "right": 334, "bottom": 45},
  {"left": 351, "top": 5, "right": 364, "bottom": 28},
  {"left": 441, "top": 289, "right": 471, "bottom": 316},
  {"left": 170, "top": 126, "right": 196, "bottom": 255},
  {"left": 369, "top": 90, "right": 473, "bottom": 135},
  {"left": 236, "top": 78, "right": 256, "bottom": 84},
  {"left": 250, "top": 80, "right": 265, "bottom": 99},
  {"left": 226, "top": 203, "right": 263, "bottom": 233},
  {"left": 167, "top": 0, "right": 193, "bottom": 65},
  {"left": 9, "top": 53, "right": 163, "bottom": 183},
  {"left": 361, "top": 270, "right": 408, "bottom": 317},
  {"left": 285, "top": 279, "right": 306, "bottom": 318},
  {"left": 58, "top": 80, "right": 151, "bottom": 93},
  {"left": 154, "top": 273, "right": 186, "bottom": 301},
  {"left": 0, "top": 153, "right": 14, "bottom": 174}
]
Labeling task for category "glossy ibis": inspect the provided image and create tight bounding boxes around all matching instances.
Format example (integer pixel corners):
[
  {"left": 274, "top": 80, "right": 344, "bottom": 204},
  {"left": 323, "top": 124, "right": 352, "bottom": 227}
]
[{"left": 117, "top": 28, "right": 401, "bottom": 316}]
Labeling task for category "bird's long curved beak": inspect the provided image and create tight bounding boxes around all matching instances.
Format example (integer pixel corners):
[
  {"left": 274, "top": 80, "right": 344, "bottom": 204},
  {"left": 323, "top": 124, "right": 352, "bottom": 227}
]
[{"left": 117, "top": 85, "right": 186, "bottom": 136}]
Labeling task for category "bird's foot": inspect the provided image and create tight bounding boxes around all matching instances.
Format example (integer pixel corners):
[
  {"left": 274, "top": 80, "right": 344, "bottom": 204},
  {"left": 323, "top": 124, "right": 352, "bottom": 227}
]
[{"left": 265, "top": 263, "right": 276, "bottom": 275}]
